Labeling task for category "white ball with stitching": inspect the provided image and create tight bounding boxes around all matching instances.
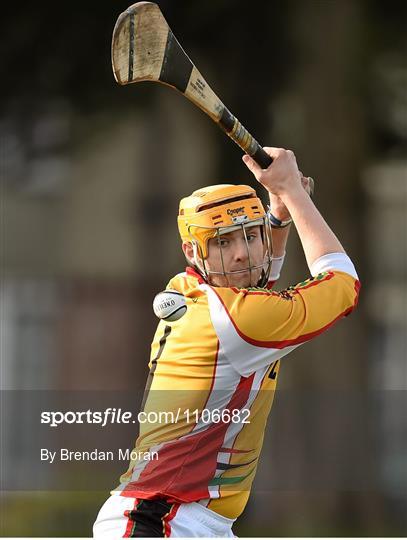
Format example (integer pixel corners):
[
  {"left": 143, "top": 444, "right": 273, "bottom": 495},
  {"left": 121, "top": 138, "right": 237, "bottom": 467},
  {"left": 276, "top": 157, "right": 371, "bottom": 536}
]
[{"left": 153, "top": 290, "right": 187, "bottom": 321}]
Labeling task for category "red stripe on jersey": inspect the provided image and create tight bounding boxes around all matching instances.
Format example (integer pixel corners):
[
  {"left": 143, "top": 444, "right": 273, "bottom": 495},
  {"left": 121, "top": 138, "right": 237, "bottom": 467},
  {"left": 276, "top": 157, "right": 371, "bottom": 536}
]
[
  {"left": 123, "top": 498, "right": 139, "bottom": 537},
  {"left": 353, "top": 279, "right": 361, "bottom": 307},
  {"left": 123, "top": 373, "right": 255, "bottom": 502},
  {"left": 162, "top": 503, "right": 180, "bottom": 537},
  {"left": 219, "top": 447, "right": 252, "bottom": 454},
  {"left": 212, "top": 277, "right": 360, "bottom": 349},
  {"left": 186, "top": 266, "right": 206, "bottom": 284}
]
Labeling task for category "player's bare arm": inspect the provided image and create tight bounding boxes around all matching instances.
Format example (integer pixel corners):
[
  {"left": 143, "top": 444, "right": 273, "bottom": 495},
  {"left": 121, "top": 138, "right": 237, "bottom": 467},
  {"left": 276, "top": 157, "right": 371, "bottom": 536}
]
[{"left": 267, "top": 173, "right": 313, "bottom": 281}]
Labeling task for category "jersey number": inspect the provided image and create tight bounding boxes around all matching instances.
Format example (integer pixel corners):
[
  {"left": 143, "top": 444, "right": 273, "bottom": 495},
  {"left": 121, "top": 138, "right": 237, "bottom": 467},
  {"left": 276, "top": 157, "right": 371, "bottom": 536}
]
[
  {"left": 268, "top": 360, "right": 279, "bottom": 380},
  {"left": 140, "top": 325, "right": 172, "bottom": 410}
]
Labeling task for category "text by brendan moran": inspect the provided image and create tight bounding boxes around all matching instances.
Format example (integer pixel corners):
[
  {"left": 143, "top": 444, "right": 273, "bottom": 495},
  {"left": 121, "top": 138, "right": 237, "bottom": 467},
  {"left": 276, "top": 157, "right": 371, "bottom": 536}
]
[{"left": 40, "top": 448, "right": 158, "bottom": 464}]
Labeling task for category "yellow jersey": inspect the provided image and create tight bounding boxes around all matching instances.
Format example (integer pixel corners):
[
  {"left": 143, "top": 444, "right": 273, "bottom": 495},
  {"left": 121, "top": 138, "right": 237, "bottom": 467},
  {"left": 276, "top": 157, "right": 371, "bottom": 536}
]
[{"left": 116, "top": 256, "right": 360, "bottom": 519}]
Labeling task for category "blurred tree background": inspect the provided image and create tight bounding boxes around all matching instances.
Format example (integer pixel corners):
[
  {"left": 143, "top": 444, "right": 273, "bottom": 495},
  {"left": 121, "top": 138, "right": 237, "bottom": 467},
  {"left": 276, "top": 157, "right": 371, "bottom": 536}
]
[{"left": 1, "top": 0, "right": 406, "bottom": 537}]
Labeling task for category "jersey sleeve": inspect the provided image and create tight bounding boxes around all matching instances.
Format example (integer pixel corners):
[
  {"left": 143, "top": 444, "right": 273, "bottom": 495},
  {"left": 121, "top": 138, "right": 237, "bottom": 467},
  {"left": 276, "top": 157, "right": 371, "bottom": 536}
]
[{"left": 203, "top": 254, "right": 360, "bottom": 377}]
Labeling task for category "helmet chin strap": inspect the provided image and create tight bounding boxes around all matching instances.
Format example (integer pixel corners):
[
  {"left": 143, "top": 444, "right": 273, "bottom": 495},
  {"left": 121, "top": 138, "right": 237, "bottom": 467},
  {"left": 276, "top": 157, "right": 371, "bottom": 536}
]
[{"left": 191, "top": 242, "right": 209, "bottom": 281}]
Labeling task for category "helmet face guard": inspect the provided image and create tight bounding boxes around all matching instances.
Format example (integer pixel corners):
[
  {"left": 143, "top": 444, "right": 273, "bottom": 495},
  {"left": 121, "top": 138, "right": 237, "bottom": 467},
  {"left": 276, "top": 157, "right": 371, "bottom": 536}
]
[
  {"left": 178, "top": 184, "right": 273, "bottom": 287},
  {"left": 189, "top": 218, "right": 273, "bottom": 287}
]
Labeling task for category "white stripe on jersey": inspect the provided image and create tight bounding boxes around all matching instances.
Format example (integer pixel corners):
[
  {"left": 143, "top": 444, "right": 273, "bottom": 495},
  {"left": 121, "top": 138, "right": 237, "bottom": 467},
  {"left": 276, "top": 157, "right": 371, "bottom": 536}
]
[{"left": 203, "top": 284, "right": 301, "bottom": 377}]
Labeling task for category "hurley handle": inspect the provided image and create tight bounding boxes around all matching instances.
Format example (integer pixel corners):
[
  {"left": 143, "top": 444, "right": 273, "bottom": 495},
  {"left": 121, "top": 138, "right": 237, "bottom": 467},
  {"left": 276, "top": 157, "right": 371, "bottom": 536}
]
[
  {"left": 218, "top": 106, "right": 273, "bottom": 168},
  {"left": 249, "top": 143, "right": 273, "bottom": 169}
]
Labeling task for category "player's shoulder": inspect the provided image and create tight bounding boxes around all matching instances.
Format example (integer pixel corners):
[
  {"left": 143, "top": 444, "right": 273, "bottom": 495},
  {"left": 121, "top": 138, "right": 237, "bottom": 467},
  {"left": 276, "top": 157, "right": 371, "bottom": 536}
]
[{"left": 165, "top": 268, "right": 206, "bottom": 298}]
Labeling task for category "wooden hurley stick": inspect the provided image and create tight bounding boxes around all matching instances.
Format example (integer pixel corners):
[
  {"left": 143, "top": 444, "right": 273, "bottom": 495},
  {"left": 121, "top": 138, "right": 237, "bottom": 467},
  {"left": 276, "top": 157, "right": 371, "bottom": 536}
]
[{"left": 112, "top": 2, "right": 273, "bottom": 168}]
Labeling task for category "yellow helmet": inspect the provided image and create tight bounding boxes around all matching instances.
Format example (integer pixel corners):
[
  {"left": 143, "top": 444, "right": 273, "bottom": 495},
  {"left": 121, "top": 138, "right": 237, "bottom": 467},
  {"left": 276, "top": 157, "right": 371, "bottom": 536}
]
[{"left": 178, "top": 184, "right": 273, "bottom": 286}]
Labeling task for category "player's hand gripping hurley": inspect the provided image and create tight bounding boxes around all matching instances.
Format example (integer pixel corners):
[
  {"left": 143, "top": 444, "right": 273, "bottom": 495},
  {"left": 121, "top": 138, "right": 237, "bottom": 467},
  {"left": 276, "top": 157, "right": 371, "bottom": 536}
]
[{"left": 111, "top": 2, "right": 273, "bottom": 169}]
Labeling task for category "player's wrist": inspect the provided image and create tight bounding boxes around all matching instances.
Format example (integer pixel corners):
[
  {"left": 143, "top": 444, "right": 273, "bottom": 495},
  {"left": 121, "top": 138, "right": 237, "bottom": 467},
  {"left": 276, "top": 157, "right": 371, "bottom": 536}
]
[
  {"left": 267, "top": 203, "right": 290, "bottom": 221},
  {"left": 267, "top": 208, "right": 292, "bottom": 228},
  {"left": 279, "top": 184, "right": 307, "bottom": 207},
  {"left": 268, "top": 193, "right": 291, "bottom": 222}
]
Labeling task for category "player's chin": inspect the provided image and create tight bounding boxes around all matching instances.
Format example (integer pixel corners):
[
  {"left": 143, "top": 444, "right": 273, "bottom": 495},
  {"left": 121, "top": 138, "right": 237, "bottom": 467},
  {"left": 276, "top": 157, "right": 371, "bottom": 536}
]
[
  {"left": 210, "top": 269, "right": 261, "bottom": 288},
  {"left": 230, "top": 270, "right": 260, "bottom": 288}
]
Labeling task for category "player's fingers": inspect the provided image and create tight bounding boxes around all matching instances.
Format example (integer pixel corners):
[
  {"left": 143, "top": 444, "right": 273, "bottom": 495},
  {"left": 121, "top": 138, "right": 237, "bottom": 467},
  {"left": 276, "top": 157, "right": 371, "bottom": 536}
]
[
  {"left": 263, "top": 147, "right": 288, "bottom": 162},
  {"left": 243, "top": 146, "right": 285, "bottom": 174},
  {"left": 242, "top": 154, "right": 262, "bottom": 176}
]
